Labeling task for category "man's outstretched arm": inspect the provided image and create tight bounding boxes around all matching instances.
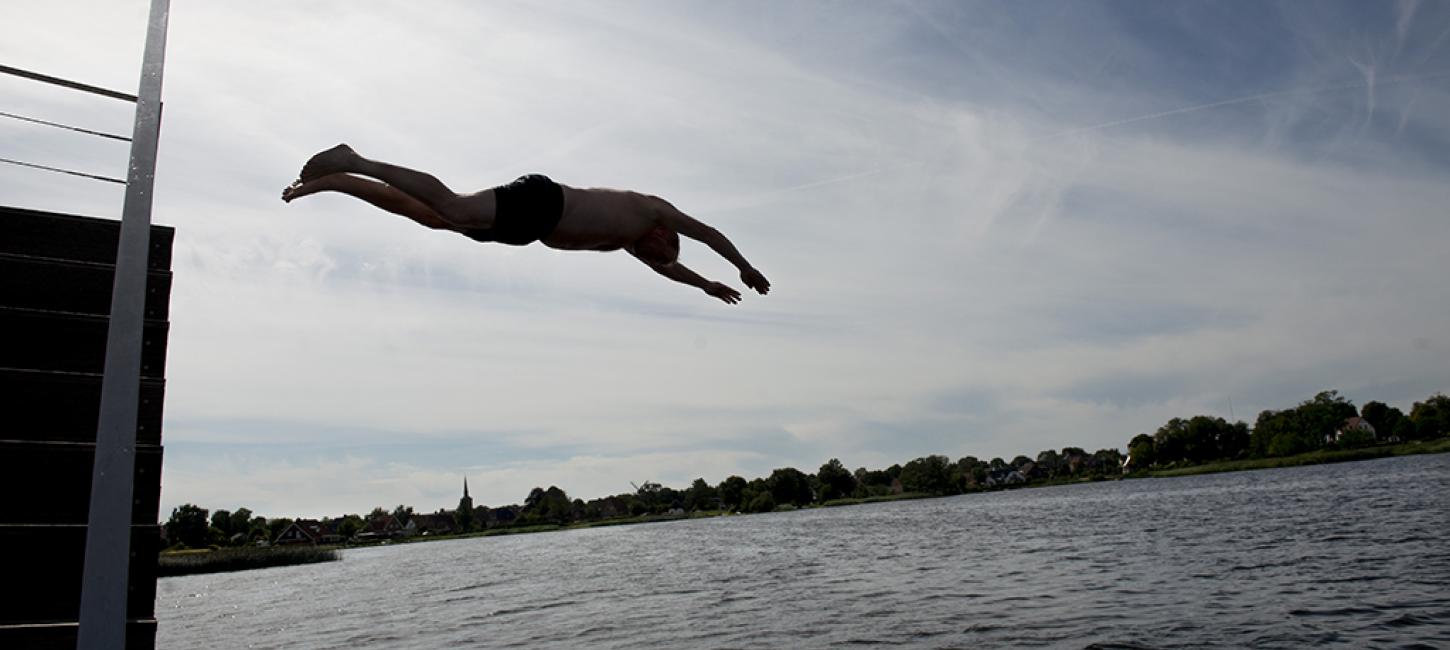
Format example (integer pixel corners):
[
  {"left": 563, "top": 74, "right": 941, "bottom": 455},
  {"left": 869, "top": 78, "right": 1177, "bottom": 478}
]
[
  {"left": 633, "top": 254, "right": 742, "bottom": 304},
  {"left": 654, "top": 203, "right": 770, "bottom": 295}
]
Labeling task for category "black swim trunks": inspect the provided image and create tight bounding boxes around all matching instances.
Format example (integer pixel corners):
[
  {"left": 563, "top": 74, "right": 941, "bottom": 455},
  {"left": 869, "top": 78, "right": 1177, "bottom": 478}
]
[{"left": 461, "top": 174, "right": 564, "bottom": 246}]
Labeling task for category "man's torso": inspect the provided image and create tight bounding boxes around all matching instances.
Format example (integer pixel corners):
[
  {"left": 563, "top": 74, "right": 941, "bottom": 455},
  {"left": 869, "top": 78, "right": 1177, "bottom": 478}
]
[{"left": 543, "top": 186, "right": 663, "bottom": 252}]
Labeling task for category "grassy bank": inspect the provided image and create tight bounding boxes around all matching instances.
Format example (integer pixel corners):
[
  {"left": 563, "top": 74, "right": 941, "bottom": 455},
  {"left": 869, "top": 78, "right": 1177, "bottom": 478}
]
[
  {"left": 822, "top": 492, "right": 931, "bottom": 508},
  {"left": 1142, "top": 438, "right": 1450, "bottom": 479},
  {"left": 158, "top": 545, "right": 339, "bottom": 577}
]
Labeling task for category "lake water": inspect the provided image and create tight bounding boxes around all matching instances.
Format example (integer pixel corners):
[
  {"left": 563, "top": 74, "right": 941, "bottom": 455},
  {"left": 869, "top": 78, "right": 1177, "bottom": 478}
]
[{"left": 156, "top": 454, "right": 1450, "bottom": 649}]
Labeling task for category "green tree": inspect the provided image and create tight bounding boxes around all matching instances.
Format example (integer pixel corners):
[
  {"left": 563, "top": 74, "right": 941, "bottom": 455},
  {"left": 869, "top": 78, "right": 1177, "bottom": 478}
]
[
  {"left": 656, "top": 485, "right": 682, "bottom": 513},
  {"left": 741, "top": 478, "right": 772, "bottom": 512},
  {"left": 1182, "top": 416, "right": 1221, "bottom": 463},
  {"left": 899, "top": 455, "right": 953, "bottom": 494},
  {"left": 524, "top": 488, "right": 546, "bottom": 511},
  {"left": 1218, "top": 420, "right": 1250, "bottom": 459},
  {"left": 1127, "top": 433, "right": 1156, "bottom": 469},
  {"left": 767, "top": 467, "right": 813, "bottom": 506},
  {"left": 338, "top": 514, "right": 363, "bottom": 539},
  {"left": 523, "top": 486, "right": 573, "bottom": 523},
  {"left": 718, "top": 476, "right": 748, "bottom": 511},
  {"left": 945, "top": 461, "right": 966, "bottom": 491},
  {"left": 1152, "top": 419, "right": 1190, "bottom": 465},
  {"left": 1158, "top": 415, "right": 1248, "bottom": 464},
  {"left": 1252, "top": 408, "right": 1316, "bottom": 457},
  {"left": 1059, "top": 447, "right": 1088, "bottom": 475},
  {"left": 816, "top": 459, "right": 855, "bottom": 502},
  {"left": 629, "top": 482, "right": 665, "bottom": 513},
  {"left": 210, "top": 509, "right": 233, "bottom": 539},
  {"left": 955, "top": 456, "right": 987, "bottom": 490},
  {"left": 1035, "top": 450, "right": 1061, "bottom": 478},
  {"left": 391, "top": 505, "right": 414, "bottom": 526},
  {"left": 454, "top": 500, "right": 476, "bottom": 532},
  {"left": 165, "top": 504, "right": 210, "bottom": 549},
  {"left": 745, "top": 490, "right": 776, "bottom": 513},
  {"left": 266, "top": 517, "right": 293, "bottom": 542},
  {"left": 545, "top": 486, "right": 573, "bottom": 523},
  {"left": 1091, "top": 448, "right": 1124, "bottom": 475},
  {"left": 1360, "top": 400, "right": 1405, "bottom": 442},
  {"left": 1392, "top": 417, "right": 1416, "bottom": 441},
  {"left": 1410, "top": 393, "right": 1450, "bottom": 440},
  {"left": 581, "top": 500, "right": 603, "bottom": 521},
  {"left": 684, "top": 478, "right": 719, "bottom": 511},
  {"left": 1299, "top": 390, "right": 1358, "bottom": 445},
  {"left": 229, "top": 508, "right": 253, "bottom": 541},
  {"left": 853, "top": 467, "right": 894, "bottom": 496}
]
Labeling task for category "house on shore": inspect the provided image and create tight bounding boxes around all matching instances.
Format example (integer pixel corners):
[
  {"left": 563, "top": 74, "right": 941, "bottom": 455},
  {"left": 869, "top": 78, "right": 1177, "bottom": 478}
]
[
  {"left": 406, "top": 512, "right": 457, "bottom": 536},
  {"left": 355, "top": 514, "right": 404, "bottom": 541},
  {"left": 984, "top": 468, "right": 1027, "bottom": 487},
  {"left": 274, "top": 519, "right": 343, "bottom": 545},
  {"left": 1332, "top": 416, "right": 1376, "bottom": 444}
]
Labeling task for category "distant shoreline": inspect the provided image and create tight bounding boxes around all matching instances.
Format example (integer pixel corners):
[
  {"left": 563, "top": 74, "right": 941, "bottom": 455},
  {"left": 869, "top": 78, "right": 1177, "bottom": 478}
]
[
  {"left": 158, "top": 545, "right": 338, "bottom": 577},
  {"left": 1133, "top": 437, "right": 1450, "bottom": 479},
  {"left": 158, "top": 440, "right": 1450, "bottom": 577}
]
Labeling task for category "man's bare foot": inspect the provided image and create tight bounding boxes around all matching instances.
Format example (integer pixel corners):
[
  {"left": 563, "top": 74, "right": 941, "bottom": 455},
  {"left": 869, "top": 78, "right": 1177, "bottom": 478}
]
[
  {"left": 281, "top": 174, "right": 352, "bottom": 201},
  {"left": 281, "top": 178, "right": 328, "bottom": 203},
  {"left": 299, "top": 144, "right": 359, "bottom": 181}
]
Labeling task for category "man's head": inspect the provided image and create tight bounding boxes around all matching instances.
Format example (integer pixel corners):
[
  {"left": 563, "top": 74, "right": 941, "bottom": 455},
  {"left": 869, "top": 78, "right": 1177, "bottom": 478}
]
[{"left": 632, "top": 225, "right": 680, "bottom": 266}]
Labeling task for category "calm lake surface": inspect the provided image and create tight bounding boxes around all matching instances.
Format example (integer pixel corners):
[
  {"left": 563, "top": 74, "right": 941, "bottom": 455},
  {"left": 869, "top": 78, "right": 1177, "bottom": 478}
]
[{"left": 157, "top": 454, "right": 1450, "bottom": 649}]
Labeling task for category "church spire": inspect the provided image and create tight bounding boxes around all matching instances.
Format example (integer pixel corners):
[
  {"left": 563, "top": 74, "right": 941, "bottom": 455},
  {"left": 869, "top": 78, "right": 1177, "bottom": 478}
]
[{"left": 456, "top": 476, "right": 476, "bottom": 532}]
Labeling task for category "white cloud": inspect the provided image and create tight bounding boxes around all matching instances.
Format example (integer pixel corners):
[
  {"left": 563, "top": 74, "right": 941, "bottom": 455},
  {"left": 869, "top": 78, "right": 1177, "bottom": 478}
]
[{"left": 4, "top": 2, "right": 1447, "bottom": 519}]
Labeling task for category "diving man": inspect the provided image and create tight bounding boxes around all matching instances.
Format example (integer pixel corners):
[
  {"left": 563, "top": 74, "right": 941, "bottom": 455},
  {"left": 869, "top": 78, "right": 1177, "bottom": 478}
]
[{"left": 283, "top": 145, "right": 770, "bottom": 304}]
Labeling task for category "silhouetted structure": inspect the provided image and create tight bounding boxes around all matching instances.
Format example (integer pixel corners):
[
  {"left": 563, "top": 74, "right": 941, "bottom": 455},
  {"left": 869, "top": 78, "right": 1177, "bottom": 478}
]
[{"left": 0, "top": 206, "right": 174, "bottom": 649}]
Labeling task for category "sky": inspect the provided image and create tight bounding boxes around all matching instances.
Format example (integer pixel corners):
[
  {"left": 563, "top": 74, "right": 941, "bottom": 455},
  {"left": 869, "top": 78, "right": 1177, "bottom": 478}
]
[{"left": 3, "top": 1, "right": 1448, "bottom": 519}]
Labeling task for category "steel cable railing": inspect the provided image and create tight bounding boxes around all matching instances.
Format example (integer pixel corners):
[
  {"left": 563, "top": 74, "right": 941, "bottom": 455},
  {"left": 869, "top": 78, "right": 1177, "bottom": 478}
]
[
  {"left": 0, "top": 63, "right": 139, "bottom": 185},
  {"left": 0, "top": 109, "right": 132, "bottom": 141}
]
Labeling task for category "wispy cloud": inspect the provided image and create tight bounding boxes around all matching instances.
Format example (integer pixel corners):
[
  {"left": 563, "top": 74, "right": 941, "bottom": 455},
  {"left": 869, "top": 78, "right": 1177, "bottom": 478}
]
[{"left": 4, "top": 1, "right": 1448, "bottom": 518}]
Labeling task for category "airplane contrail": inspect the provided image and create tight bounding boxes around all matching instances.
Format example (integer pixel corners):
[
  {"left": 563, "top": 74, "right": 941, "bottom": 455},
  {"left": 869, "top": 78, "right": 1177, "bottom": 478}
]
[
  {"left": 1042, "top": 69, "right": 1450, "bottom": 140},
  {"left": 707, "top": 70, "right": 1450, "bottom": 210},
  {"left": 699, "top": 165, "right": 904, "bottom": 214},
  {"left": 769, "top": 166, "right": 899, "bottom": 195}
]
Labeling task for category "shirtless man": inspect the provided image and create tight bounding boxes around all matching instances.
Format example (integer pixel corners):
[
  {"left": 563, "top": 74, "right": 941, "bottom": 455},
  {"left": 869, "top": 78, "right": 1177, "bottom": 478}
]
[{"left": 282, "top": 145, "right": 770, "bottom": 304}]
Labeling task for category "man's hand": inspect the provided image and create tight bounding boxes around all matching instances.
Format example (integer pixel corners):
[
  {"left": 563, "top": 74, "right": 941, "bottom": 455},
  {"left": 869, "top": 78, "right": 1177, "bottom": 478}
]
[
  {"left": 741, "top": 267, "right": 771, "bottom": 295},
  {"left": 705, "top": 281, "right": 742, "bottom": 305}
]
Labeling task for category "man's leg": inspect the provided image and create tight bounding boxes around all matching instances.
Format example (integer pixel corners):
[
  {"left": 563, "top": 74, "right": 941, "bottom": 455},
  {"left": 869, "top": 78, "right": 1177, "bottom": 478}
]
[
  {"left": 283, "top": 173, "right": 455, "bottom": 230},
  {"left": 298, "top": 144, "right": 492, "bottom": 228}
]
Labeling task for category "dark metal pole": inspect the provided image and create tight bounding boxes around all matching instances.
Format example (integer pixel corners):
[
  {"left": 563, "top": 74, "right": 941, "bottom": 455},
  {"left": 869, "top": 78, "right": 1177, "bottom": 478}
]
[{"left": 77, "top": 1, "right": 170, "bottom": 648}]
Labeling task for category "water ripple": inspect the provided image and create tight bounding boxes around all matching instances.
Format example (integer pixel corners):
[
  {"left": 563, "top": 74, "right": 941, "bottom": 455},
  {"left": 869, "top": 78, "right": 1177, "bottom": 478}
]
[{"left": 157, "top": 454, "right": 1450, "bottom": 649}]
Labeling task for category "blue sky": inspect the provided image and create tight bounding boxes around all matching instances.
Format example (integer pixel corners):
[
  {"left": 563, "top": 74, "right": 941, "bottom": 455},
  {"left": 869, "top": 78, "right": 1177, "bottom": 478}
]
[{"left": 3, "top": 1, "right": 1448, "bottom": 518}]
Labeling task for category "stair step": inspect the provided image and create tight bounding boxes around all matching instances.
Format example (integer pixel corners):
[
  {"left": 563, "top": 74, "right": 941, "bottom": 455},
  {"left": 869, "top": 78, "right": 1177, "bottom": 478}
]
[{"left": 0, "top": 205, "right": 173, "bottom": 270}]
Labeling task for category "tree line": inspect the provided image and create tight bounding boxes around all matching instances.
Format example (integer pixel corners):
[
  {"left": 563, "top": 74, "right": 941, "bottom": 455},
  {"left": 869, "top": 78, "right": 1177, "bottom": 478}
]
[
  {"left": 163, "top": 450, "right": 1126, "bottom": 548},
  {"left": 1126, "top": 390, "right": 1450, "bottom": 469},
  {"left": 162, "top": 504, "right": 420, "bottom": 550},
  {"left": 164, "top": 389, "right": 1449, "bottom": 549}
]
